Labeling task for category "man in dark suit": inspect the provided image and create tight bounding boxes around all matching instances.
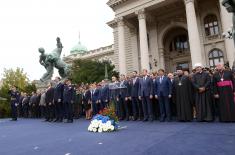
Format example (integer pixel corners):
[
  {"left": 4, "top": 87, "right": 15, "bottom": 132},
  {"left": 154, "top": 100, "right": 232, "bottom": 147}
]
[
  {"left": 118, "top": 74, "right": 130, "bottom": 121},
  {"left": 29, "top": 92, "right": 38, "bottom": 118},
  {"left": 53, "top": 77, "right": 64, "bottom": 122},
  {"left": 99, "top": 80, "right": 109, "bottom": 110},
  {"left": 130, "top": 71, "right": 141, "bottom": 121},
  {"left": 91, "top": 84, "right": 100, "bottom": 115},
  {"left": 18, "top": 92, "right": 24, "bottom": 118},
  {"left": 8, "top": 86, "right": 20, "bottom": 121},
  {"left": 63, "top": 78, "right": 75, "bottom": 123},
  {"left": 45, "top": 83, "right": 54, "bottom": 122},
  {"left": 109, "top": 76, "right": 120, "bottom": 116},
  {"left": 168, "top": 72, "right": 176, "bottom": 119},
  {"left": 139, "top": 69, "right": 154, "bottom": 122},
  {"left": 155, "top": 69, "right": 172, "bottom": 122}
]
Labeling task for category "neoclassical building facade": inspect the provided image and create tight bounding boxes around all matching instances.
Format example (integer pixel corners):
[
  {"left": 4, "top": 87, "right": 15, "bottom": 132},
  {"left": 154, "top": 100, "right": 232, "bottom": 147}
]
[
  {"left": 107, "top": 0, "right": 234, "bottom": 74},
  {"left": 63, "top": 42, "right": 115, "bottom": 65}
]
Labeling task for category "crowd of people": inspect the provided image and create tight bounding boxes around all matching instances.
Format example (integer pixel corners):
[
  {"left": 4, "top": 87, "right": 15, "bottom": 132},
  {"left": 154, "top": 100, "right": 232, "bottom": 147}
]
[{"left": 8, "top": 63, "right": 235, "bottom": 123}]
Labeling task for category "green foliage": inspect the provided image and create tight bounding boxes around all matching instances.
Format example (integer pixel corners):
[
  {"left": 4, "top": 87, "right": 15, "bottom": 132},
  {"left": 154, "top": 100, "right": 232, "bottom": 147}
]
[
  {"left": 24, "top": 83, "right": 37, "bottom": 94},
  {"left": 0, "top": 67, "right": 36, "bottom": 118},
  {"left": 70, "top": 59, "right": 119, "bottom": 84},
  {"left": 0, "top": 100, "right": 10, "bottom": 118},
  {"left": 1, "top": 67, "right": 29, "bottom": 91}
]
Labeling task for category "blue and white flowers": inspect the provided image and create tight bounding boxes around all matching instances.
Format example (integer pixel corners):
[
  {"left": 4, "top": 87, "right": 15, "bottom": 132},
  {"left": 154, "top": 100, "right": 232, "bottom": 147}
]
[{"left": 88, "top": 115, "right": 117, "bottom": 133}]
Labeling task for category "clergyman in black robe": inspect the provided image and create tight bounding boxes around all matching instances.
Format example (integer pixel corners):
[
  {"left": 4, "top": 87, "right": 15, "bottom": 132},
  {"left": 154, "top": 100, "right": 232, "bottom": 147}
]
[
  {"left": 192, "top": 64, "right": 213, "bottom": 122},
  {"left": 173, "top": 67, "right": 193, "bottom": 121},
  {"left": 213, "top": 63, "right": 235, "bottom": 122}
]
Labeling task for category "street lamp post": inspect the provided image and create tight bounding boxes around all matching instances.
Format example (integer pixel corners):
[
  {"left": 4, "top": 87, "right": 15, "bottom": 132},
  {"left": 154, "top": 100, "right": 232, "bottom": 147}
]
[
  {"left": 101, "top": 56, "right": 109, "bottom": 80},
  {"left": 105, "top": 63, "right": 108, "bottom": 80}
]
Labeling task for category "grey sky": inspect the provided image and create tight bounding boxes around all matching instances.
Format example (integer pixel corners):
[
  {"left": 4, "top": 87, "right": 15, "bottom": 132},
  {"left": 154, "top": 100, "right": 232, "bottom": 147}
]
[{"left": 0, "top": 0, "right": 114, "bottom": 80}]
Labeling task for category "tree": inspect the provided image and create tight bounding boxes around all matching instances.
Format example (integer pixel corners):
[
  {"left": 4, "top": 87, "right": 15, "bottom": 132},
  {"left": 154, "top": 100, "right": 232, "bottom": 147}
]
[
  {"left": 70, "top": 59, "right": 119, "bottom": 84},
  {"left": 1, "top": 67, "right": 29, "bottom": 92},
  {"left": 0, "top": 68, "right": 36, "bottom": 118},
  {"left": 24, "top": 83, "right": 37, "bottom": 94}
]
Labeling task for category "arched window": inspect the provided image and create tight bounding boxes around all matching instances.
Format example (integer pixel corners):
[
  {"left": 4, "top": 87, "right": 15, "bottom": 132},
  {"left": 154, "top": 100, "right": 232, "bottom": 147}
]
[
  {"left": 209, "top": 49, "right": 224, "bottom": 68},
  {"left": 204, "top": 14, "right": 219, "bottom": 36},
  {"left": 169, "top": 34, "right": 189, "bottom": 52}
]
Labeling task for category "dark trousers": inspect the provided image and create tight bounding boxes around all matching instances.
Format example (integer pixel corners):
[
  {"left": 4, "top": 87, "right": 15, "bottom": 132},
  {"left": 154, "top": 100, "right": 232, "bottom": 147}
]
[
  {"left": 22, "top": 104, "right": 29, "bottom": 118},
  {"left": 31, "top": 105, "right": 37, "bottom": 118},
  {"left": 92, "top": 101, "right": 98, "bottom": 115},
  {"left": 73, "top": 103, "right": 80, "bottom": 119},
  {"left": 35, "top": 105, "right": 40, "bottom": 118},
  {"left": 18, "top": 104, "right": 23, "bottom": 117},
  {"left": 55, "top": 101, "right": 63, "bottom": 120},
  {"left": 141, "top": 96, "right": 153, "bottom": 120},
  {"left": 45, "top": 104, "right": 54, "bottom": 120},
  {"left": 10, "top": 101, "right": 17, "bottom": 120},
  {"left": 112, "top": 98, "right": 119, "bottom": 117},
  {"left": 132, "top": 97, "right": 142, "bottom": 119},
  {"left": 152, "top": 98, "right": 160, "bottom": 120},
  {"left": 119, "top": 97, "right": 129, "bottom": 119},
  {"left": 40, "top": 106, "right": 45, "bottom": 118},
  {"left": 64, "top": 102, "right": 73, "bottom": 121},
  {"left": 158, "top": 94, "right": 171, "bottom": 121},
  {"left": 170, "top": 97, "right": 176, "bottom": 118}
]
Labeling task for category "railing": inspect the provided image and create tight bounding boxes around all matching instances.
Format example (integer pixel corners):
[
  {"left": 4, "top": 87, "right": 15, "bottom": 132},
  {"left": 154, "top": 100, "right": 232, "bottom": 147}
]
[{"left": 82, "top": 44, "right": 114, "bottom": 56}]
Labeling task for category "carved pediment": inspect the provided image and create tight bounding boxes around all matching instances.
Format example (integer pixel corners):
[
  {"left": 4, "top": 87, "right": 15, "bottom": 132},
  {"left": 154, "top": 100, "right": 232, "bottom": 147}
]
[{"left": 107, "top": 0, "right": 129, "bottom": 9}]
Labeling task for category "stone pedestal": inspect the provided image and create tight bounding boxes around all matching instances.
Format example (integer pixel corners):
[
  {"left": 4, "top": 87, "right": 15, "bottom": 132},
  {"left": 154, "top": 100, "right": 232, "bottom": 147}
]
[{"left": 34, "top": 80, "right": 54, "bottom": 92}]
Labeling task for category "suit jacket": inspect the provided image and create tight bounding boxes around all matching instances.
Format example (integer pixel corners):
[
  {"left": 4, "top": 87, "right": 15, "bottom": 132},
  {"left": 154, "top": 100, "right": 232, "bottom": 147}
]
[
  {"left": 109, "top": 82, "right": 120, "bottom": 100},
  {"left": 54, "top": 82, "right": 64, "bottom": 102},
  {"left": 29, "top": 95, "right": 37, "bottom": 106},
  {"left": 63, "top": 84, "right": 75, "bottom": 103},
  {"left": 9, "top": 90, "right": 20, "bottom": 103},
  {"left": 139, "top": 76, "right": 153, "bottom": 97},
  {"left": 99, "top": 85, "right": 109, "bottom": 102},
  {"left": 82, "top": 90, "right": 91, "bottom": 103},
  {"left": 155, "top": 76, "right": 172, "bottom": 97},
  {"left": 118, "top": 80, "right": 129, "bottom": 99},
  {"left": 45, "top": 87, "right": 54, "bottom": 104},
  {"left": 130, "top": 77, "right": 140, "bottom": 97},
  {"left": 39, "top": 93, "right": 46, "bottom": 106},
  {"left": 91, "top": 89, "right": 100, "bottom": 102}
]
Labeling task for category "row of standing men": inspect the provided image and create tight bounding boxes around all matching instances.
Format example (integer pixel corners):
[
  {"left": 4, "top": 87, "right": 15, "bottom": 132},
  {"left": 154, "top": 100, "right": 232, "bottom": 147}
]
[
  {"left": 82, "top": 63, "right": 235, "bottom": 122},
  {"left": 9, "top": 78, "right": 76, "bottom": 123},
  {"left": 9, "top": 63, "right": 235, "bottom": 122}
]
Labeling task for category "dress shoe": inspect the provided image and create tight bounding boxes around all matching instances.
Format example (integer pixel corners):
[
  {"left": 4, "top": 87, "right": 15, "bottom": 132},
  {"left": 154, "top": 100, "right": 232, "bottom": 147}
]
[
  {"left": 58, "top": 119, "right": 63, "bottom": 122},
  {"left": 149, "top": 118, "right": 154, "bottom": 122},
  {"left": 132, "top": 117, "right": 137, "bottom": 121},
  {"left": 66, "top": 120, "right": 73, "bottom": 123},
  {"left": 119, "top": 117, "right": 124, "bottom": 121},
  {"left": 143, "top": 118, "right": 148, "bottom": 122},
  {"left": 53, "top": 119, "right": 58, "bottom": 122}
]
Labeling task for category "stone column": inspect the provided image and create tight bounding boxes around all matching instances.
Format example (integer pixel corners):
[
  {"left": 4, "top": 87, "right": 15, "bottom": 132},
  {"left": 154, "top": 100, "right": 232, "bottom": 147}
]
[
  {"left": 116, "top": 17, "right": 127, "bottom": 75},
  {"left": 130, "top": 28, "right": 140, "bottom": 72},
  {"left": 219, "top": 0, "right": 234, "bottom": 66},
  {"left": 136, "top": 9, "right": 150, "bottom": 71},
  {"left": 184, "top": 0, "right": 203, "bottom": 67},
  {"left": 158, "top": 48, "right": 165, "bottom": 69}
]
